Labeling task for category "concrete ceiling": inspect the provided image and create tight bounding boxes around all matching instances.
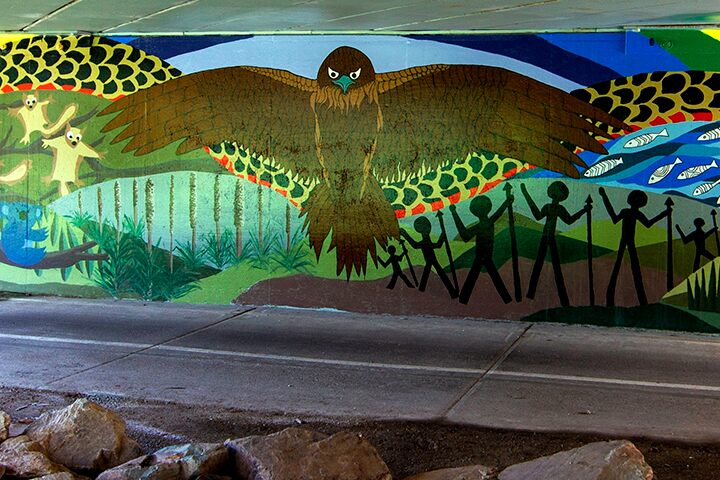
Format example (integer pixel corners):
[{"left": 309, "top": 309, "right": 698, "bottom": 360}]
[{"left": 3, "top": 0, "right": 720, "bottom": 34}]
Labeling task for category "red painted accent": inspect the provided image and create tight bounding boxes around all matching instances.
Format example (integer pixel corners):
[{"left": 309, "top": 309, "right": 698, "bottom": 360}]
[
  {"left": 247, "top": 175, "right": 257, "bottom": 184},
  {"left": 411, "top": 204, "right": 425, "bottom": 215},
  {"left": 61, "top": 85, "right": 74, "bottom": 91},
  {"left": 37, "top": 83, "right": 54, "bottom": 90},
  {"left": 503, "top": 167, "right": 519, "bottom": 178},
  {"left": 218, "top": 155, "right": 230, "bottom": 168},
  {"left": 430, "top": 199, "right": 445, "bottom": 211},
  {"left": 480, "top": 178, "right": 502, "bottom": 194},
  {"left": 17, "top": 83, "right": 33, "bottom": 91},
  {"left": 277, "top": 189, "right": 287, "bottom": 197},
  {"left": 448, "top": 192, "right": 461, "bottom": 204},
  {"left": 0, "top": 85, "right": 12, "bottom": 93},
  {"left": 669, "top": 111, "right": 687, "bottom": 123},
  {"left": 259, "top": 179, "right": 271, "bottom": 188},
  {"left": 394, "top": 209, "right": 406, "bottom": 219},
  {"left": 693, "top": 111, "right": 714, "bottom": 121},
  {"left": 203, "top": 146, "right": 211, "bottom": 153},
  {"left": 78, "top": 88, "right": 93, "bottom": 94},
  {"left": 290, "top": 199, "right": 300, "bottom": 207},
  {"left": 649, "top": 116, "right": 668, "bottom": 126},
  {"left": 468, "top": 187, "right": 478, "bottom": 197}
]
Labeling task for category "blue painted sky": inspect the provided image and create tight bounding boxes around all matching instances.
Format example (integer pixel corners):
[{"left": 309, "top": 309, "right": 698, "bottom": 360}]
[
  {"left": 539, "top": 31, "right": 689, "bottom": 78},
  {"left": 166, "top": 35, "right": 584, "bottom": 91}
]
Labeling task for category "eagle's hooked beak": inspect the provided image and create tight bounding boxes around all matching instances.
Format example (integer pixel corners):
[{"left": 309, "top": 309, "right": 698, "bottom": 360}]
[{"left": 332, "top": 75, "right": 354, "bottom": 94}]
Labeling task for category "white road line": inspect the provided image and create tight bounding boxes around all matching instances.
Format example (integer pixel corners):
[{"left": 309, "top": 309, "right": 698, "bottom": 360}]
[
  {"left": 492, "top": 371, "right": 720, "bottom": 393},
  {"left": 2, "top": 332, "right": 720, "bottom": 394},
  {"left": 0, "top": 333, "right": 149, "bottom": 350},
  {"left": 0, "top": 333, "right": 484, "bottom": 375},
  {"left": 153, "top": 345, "right": 485, "bottom": 374}
]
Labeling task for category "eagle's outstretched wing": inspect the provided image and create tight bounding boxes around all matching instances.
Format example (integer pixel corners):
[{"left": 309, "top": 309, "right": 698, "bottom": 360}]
[
  {"left": 99, "top": 67, "right": 320, "bottom": 180},
  {"left": 374, "top": 65, "right": 629, "bottom": 179}
]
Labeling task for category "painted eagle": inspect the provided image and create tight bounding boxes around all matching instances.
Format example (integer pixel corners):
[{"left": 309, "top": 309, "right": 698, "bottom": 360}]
[{"left": 99, "top": 46, "right": 627, "bottom": 278}]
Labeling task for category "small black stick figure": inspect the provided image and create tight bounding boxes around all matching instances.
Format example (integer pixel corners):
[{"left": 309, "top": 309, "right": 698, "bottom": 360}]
[
  {"left": 379, "top": 244, "right": 415, "bottom": 289},
  {"left": 449, "top": 196, "right": 512, "bottom": 304},
  {"left": 401, "top": 217, "right": 458, "bottom": 299},
  {"left": 676, "top": 217, "right": 716, "bottom": 272}
]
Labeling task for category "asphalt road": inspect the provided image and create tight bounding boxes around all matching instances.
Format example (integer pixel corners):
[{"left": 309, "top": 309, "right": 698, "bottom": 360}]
[{"left": 1, "top": 297, "right": 719, "bottom": 442}]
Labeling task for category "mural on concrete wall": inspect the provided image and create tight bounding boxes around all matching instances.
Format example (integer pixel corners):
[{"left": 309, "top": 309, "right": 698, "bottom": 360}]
[{"left": 1, "top": 31, "right": 720, "bottom": 332}]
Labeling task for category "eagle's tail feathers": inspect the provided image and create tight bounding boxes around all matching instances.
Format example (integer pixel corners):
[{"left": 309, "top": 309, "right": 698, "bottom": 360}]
[{"left": 302, "top": 179, "right": 399, "bottom": 279}]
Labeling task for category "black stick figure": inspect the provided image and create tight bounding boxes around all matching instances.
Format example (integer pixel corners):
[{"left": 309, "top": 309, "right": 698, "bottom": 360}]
[
  {"left": 676, "top": 218, "right": 716, "bottom": 272},
  {"left": 379, "top": 244, "right": 415, "bottom": 290},
  {"left": 401, "top": 217, "right": 458, "bottom": 299},
  {"left": 599, "top": 187, "right": 669, "bottom": 306},
  {"left": 521, "top": 181, "right": 588, "bottom": 307},
  {"left": 449, "top": 196, "right": 512, "bottom": 304}
]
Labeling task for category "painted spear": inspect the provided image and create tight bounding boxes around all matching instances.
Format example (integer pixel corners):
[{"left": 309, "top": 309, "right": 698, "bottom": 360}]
[
  {"left": 399, "top": 238, "right": 419, "bottom": 287},
  {"left": 585, "top": 195, "right": 595, "bottom": 306},
  {"left": 665, "top": 197, "right": 674, "bottom": 291},
  {"left": 712, "top": 209, "right": 720, "bottom": 256},
  {"left": 436, "top": 210, "right": 459, "bottom": 294},
  {"left": 504, "top": 182, "right": 522, "bottom": 302}
]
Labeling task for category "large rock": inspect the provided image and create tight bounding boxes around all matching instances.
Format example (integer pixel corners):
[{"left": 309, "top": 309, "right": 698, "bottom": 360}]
[
  {"left": 0, "top": 410, "right": 10, "bottom": 442},
  {"left": 403, "top": 465, "right": 497, "bottom": 480},
  {"left": 96, "top": 443, "right": 229, "bottom": 480},
  {"left": 25, "top": 398, "right": 143, "bottom": 472},
  {"left": 0, "top": 435, "right": 71, "bottom": 478},
  {"left": 499, "top": 440, "right": 653, "bottom": 480},
  {"left": 226, "top": 427, "right": 391, "bottom": 480}
]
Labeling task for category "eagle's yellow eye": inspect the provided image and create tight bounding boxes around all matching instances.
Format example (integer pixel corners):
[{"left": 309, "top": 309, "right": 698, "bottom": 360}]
[
  {"left": 349, "top": 68, "right": 361, "bottom": 80},
  {"left": 328, "top": 68, "right": 339, "bottom": 79}
]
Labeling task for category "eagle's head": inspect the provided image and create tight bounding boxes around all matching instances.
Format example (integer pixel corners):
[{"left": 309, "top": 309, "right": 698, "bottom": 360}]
[{"left": 318, "top": 47, "right": 375, "bottom": 95}]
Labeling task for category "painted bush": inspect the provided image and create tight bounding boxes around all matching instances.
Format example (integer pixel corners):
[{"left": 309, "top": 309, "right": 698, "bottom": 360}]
[{"left": 1, "top": 31, "right": 720, "bottom": 332}]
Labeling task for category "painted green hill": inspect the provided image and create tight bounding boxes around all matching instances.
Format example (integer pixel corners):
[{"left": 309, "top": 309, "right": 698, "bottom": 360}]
[
  {"left": 563, "top": 219, "right": 667, "bottom": 250},
  {"left": 635, "top": 237, "right": 711, "bottom": 281},
  {"left": 522, "top": 304, "right": 720, "bottom": 334},
  {"left": 451, "top": 225, "right": 612, "bottom": 271}
]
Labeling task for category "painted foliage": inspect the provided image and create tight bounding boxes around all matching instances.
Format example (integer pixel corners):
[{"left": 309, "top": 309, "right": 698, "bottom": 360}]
[{"left": 1, "top": 32, "right": 720, "bottom": 332}]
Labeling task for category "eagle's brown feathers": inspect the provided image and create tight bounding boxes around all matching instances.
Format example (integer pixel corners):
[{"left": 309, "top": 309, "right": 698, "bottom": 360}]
[{"left": 99, "top": 47, "right": 628, "bottom": 278}]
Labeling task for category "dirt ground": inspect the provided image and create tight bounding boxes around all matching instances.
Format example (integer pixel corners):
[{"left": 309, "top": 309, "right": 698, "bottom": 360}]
[
  {"left": 237, "top": 257, "right": 675, "bottom": 321},
  {"left": 1, "top": 386, "right": 718, "bottom": 479}
]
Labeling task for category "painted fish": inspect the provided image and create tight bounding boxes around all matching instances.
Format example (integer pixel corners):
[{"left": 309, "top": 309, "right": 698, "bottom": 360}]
[
  {"left": 677, "top": 159, "right": 719, "bottom": 180},
  {"left": 648, "top": 157, "right": 682, "bottom": 185},
  {"left": 583, "top": 157, "right": 624, "bottom": 178},
  {"left": 693, "top": 179, "right": 720, "bottom": 196},
  {"left": 624, "top": 128, "right": 669, "bottom": 149},
  {"left": 698, "top": 127, "right": 720, "bottom": 142}
]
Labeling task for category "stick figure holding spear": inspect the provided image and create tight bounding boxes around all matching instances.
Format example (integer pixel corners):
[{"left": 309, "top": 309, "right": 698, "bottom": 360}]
[
  {"left": 379, "top": 242, "right": 416, "bottom": 290},
  {"left": 401, "top": 217, "right": 458, "bottom": 299}
]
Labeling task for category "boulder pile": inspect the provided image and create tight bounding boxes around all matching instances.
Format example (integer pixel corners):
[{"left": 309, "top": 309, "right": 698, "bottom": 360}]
[{"left": 0, "top": 399, "right": 654, "bottom": 479}]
